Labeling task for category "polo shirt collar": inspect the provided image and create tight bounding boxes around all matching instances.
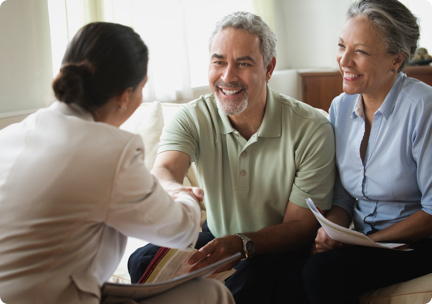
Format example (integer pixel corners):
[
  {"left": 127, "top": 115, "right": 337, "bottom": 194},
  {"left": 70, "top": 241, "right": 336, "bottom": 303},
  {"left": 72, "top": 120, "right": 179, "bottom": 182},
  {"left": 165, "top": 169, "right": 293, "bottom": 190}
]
[
  {"left": 257, "top": 85, "right": 281, "bottom": 138},
  {"left": 352, "top": 72, "right": 404, "bottom": 120},
  {"left": 218, "top": 100, "right": 235, "bottom": 135},
  {"left": 218, "top": 84, "right": 281, "bottom": 138}
]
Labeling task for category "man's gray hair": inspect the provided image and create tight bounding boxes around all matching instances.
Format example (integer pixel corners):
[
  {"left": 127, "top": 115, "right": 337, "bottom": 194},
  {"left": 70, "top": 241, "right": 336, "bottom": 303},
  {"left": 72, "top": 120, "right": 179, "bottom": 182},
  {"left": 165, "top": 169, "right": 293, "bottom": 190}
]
[
  {"left": 208, "top": 11, "right": 277, "bottom": 67},
  {"left": 347, "top": 0, "right": 419, "bottom": 71}
]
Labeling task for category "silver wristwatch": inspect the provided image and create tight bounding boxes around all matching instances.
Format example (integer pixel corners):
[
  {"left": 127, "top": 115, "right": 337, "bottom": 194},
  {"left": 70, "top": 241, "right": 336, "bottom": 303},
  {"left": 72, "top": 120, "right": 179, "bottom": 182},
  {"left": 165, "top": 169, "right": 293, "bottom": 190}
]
[{"left": 235, "top": 233, "right": 255, "bottom": 259}]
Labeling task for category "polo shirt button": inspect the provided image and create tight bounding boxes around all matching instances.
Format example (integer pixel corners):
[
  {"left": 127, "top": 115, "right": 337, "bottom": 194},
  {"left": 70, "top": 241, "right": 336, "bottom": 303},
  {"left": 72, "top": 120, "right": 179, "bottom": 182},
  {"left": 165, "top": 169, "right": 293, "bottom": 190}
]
[
  {"left": 241, "top": 151, "right": 247, "bottom": 157},
  {"left": 240, "top": 170, "right": 246, "bottom": 176}
]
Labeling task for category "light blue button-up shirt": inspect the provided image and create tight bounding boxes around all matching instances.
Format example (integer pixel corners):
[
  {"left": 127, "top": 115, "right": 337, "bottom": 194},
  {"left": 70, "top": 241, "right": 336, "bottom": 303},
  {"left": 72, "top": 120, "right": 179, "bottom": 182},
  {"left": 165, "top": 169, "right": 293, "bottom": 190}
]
[{"left": 329, "top": 72, "right": 432, "bottom": 235}]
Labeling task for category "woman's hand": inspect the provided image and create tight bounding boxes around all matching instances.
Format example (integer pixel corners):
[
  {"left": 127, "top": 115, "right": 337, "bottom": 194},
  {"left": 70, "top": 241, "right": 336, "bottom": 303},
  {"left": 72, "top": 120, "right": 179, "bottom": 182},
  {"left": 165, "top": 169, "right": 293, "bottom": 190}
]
[{"left": 311, "top": 227, "right": 344, "bottom": 255}]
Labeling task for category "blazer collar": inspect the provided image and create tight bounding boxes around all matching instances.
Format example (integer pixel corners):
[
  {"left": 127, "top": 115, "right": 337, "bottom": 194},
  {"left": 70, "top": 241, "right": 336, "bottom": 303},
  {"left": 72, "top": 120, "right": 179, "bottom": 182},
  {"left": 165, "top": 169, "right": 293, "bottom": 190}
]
[{"left": 50, "top": 101, "right": 94, "bottom": 122}]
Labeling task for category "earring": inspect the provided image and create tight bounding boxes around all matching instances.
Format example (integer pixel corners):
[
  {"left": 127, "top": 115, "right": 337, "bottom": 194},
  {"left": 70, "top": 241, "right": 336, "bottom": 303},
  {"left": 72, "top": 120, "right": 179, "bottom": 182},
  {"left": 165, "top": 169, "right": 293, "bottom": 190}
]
[
  {"left": 391, "top": 69, "right": 396, "bottom": 73},
  {"left": 118, "top": 105, "right": 127, "bottom": 112}
]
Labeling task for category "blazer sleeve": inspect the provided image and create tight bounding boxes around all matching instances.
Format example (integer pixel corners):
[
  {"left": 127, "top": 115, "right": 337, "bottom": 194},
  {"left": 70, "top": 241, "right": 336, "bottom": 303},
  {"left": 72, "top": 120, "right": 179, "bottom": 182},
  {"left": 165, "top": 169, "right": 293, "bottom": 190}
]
[{"left": 105, "top": 134, "right": 200, "bottom": 251}]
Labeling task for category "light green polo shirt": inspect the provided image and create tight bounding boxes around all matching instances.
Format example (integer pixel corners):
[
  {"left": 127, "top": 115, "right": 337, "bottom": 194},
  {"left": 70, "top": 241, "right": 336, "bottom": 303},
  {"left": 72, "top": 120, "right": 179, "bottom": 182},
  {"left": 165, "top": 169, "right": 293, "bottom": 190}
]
[{"left": 158, "top": 85, "right": 335, "bottom": 238}]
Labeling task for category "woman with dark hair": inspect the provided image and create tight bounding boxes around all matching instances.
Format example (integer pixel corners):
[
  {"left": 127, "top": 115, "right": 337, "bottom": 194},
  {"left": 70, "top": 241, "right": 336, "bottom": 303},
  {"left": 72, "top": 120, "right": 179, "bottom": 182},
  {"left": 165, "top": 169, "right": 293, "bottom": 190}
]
[
  {"left": 302, "top": 1, "right": 432, "bottom": 303},
  {"left": 0, "top": 22, "right": 234, "bottom": 304}
]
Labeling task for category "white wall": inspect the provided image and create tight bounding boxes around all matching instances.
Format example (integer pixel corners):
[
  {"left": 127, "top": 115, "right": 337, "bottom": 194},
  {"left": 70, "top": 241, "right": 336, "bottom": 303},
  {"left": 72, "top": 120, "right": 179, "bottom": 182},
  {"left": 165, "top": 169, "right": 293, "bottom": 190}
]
[
  {"left": 274, "top": 0, "right": 351, "bottom": 70},
  {"left": 0, "top": 0, "right": 53, "bottom": 117}
]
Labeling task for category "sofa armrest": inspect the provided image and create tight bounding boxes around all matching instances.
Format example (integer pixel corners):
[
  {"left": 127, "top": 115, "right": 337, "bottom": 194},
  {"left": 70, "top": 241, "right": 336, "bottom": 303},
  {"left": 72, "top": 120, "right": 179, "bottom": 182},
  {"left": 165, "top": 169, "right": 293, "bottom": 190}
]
[{"left": 360, "top": 272, "right": 432, "bottom": 304}]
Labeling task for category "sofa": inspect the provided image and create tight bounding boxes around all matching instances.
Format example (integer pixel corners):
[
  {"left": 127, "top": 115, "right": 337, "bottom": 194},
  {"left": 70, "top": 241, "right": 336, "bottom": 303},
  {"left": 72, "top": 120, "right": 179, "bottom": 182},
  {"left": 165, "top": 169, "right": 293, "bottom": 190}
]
[{"left": 111, "top": 100, "right": 432, "bottom": 304}]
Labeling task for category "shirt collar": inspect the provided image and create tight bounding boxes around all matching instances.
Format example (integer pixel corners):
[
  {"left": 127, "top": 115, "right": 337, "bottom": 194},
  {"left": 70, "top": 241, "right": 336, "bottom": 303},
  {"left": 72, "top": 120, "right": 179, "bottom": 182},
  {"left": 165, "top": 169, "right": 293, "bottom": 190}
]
[
  {"left": 378, "top": 72, "right": 405, "bottom": 119},
  {"left": 353, "top": 95, "right": 363, "bottom": 119},
  {"left": 257, "top": 85, "right": 281, "bottom": 138},
  {"left": 218, "top": 84, "right": 281, "bottom": 138},
  {"left": 217, "top": 99, "right": 235, "bottom": 135},
  {"left": 352, "top": 72, "right": 405, "bottom": 120}
]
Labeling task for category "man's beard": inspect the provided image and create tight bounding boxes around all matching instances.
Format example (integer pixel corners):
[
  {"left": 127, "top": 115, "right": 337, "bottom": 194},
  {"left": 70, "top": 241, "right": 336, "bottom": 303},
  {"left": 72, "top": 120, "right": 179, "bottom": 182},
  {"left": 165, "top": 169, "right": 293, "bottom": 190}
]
[{"left": 214, "top": 81, "right": 248, "bottom": 116}]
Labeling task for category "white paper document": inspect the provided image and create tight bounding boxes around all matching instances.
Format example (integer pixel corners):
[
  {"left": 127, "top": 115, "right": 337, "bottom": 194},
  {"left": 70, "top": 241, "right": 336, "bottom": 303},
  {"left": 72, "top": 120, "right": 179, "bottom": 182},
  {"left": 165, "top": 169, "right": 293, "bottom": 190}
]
[{"left": 306, "top": 198, "right": 408, "bottom": 250}]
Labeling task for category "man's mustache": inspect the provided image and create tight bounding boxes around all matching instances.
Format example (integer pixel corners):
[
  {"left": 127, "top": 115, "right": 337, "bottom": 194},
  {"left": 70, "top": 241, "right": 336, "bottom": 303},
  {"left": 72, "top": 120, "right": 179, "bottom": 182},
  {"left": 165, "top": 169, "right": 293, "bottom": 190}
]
[{"left": 215, "top": 81, "right": 247, "bottom": 90}]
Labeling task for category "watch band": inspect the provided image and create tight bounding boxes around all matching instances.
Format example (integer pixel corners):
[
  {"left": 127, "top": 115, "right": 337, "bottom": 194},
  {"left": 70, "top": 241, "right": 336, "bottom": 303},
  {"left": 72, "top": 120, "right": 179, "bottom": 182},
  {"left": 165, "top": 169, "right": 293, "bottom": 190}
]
[{"left": 235, "top": 233, "right": 255, "bottom": 259}]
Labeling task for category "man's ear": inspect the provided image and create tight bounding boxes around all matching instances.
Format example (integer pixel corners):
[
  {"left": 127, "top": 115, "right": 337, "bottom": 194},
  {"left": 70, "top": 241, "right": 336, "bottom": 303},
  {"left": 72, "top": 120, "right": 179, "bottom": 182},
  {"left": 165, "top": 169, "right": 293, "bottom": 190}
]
[
  {"left": 117, "top": 87, "right": 133, "bottom": 111},
  {"left": 265, "top": 57, "right": 276, "bottom": 81}
]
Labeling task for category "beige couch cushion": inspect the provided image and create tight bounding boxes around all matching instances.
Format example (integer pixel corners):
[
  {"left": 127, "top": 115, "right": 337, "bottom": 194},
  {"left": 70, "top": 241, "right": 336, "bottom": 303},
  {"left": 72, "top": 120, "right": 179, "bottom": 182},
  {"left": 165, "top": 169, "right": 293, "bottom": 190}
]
[
  {"left": 120, "top": 101, "right": 198, "bottom": 186},
  {"left": 120, "top": 101, "right": 164, "bottom": 170},
  {"left": 360, "top": 273, "right": 432, "bottom": 304}
]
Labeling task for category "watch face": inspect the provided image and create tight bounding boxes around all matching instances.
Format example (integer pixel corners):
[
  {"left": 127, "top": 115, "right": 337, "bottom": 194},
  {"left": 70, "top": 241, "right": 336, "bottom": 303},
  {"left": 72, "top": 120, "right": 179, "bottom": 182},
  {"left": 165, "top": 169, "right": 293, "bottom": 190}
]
[{"left": 245, "top": 240, "right": 255, "bottom": 256}]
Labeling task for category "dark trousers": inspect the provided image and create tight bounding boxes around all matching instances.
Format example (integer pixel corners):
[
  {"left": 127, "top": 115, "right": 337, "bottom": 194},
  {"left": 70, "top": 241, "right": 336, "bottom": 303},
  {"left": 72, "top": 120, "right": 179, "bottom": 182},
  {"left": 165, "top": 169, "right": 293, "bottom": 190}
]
[
  {"left": 302, "top": 239, "right": 432, "bottom": 304},
  {"left": 128, "top": 221, "right": 311, "bottom": 304}
]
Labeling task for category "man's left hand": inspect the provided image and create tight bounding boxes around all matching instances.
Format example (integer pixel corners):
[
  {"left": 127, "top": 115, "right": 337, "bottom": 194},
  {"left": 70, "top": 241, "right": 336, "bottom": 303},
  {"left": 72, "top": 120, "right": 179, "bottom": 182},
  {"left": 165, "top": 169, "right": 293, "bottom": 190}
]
[{"left": 187, "top": 235, "right": 243, "bottom": 273}]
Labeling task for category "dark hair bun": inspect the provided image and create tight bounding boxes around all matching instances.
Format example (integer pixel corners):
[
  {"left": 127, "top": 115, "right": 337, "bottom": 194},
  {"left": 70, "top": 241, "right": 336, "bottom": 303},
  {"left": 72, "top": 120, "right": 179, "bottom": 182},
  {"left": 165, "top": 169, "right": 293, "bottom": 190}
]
[
  {"left": 52, "top": 63, "right": 94, "bottom": 105},
  {"left": 52, "top": 22, "right": 148, "bottom": 110}
]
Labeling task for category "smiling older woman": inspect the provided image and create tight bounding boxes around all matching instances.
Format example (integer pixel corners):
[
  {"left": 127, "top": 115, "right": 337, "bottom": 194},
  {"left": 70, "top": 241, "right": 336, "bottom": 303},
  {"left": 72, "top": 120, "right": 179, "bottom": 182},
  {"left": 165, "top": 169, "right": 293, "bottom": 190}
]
[{"left": 302, "top": 1, "right": 432, "bottom": 303}]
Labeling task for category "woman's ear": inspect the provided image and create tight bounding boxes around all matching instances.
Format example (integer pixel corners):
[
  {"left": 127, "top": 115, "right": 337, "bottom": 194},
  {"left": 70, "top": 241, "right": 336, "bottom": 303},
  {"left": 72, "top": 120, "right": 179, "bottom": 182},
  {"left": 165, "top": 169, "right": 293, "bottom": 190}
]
[
  {"left": 117, "top": 87, "right": 133, "bottom": 111},
  {"left": 393, "top": 53, "right": 406, "bottom": 71}
]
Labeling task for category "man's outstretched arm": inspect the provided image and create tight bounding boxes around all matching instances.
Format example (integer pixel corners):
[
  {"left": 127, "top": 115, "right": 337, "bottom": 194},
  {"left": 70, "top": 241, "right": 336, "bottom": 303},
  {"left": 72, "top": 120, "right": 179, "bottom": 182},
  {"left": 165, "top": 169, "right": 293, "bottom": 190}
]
[{"left": 151, "top": 150, "right": 204, "bottom": 202}]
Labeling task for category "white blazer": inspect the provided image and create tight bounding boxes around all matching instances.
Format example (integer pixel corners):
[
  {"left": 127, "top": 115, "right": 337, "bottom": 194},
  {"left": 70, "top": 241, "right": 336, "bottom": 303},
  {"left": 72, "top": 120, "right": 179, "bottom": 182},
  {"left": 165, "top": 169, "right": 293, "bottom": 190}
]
[{"left": 0, "top": 102, "right": 200, "bottom": 304}]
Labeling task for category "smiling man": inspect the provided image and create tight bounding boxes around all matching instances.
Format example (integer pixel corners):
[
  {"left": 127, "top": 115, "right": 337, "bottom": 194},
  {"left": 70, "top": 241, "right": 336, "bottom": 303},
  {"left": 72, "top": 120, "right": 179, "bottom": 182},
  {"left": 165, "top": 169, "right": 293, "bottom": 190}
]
[{"left": 128, "top": 12, "right": 336, "bottom": 303}]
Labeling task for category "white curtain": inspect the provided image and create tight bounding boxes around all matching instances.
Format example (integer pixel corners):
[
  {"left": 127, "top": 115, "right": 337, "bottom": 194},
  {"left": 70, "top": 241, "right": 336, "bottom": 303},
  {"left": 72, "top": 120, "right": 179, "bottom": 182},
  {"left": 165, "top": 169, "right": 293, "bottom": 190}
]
[
  {"left": 47, "top": 0, "right": 270, "bottom": 103},
  {"left": 48, "top": 0, "right": 193, "bottom": 103},
  {"left": 101, "top": 0, "right": 193, "bottom": 102}
]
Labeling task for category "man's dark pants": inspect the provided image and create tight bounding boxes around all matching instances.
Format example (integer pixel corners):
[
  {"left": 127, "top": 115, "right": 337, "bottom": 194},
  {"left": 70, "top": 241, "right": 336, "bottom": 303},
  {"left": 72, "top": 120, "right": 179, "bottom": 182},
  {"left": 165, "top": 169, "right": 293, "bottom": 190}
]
[{"left": 128, "top": 221, "right": 311, "bottom": 304}]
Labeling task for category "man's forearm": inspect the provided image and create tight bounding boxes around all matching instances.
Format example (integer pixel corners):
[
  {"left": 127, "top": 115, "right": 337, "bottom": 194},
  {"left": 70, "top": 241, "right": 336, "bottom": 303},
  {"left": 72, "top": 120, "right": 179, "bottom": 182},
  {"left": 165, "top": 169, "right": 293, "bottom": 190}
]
[
  {"left": 188, "top": 203, "right": 319, "bottom": 272},
  {"left": 244, "top": 220, "right": 319, "bottom": 255},
  {"left": 151, "top": 166, "right": 183, "bottom": 190},
  {"left": 240, "top": 202, "right": 322, "bottom": 256},
  {"left": 325, "top": 205, "right": 352, "bottom": 228},
  {"left": 151, "top": 150, "right": 192, "bottom": 191},
  {"left": 152, "top": 164, "right": 204, "bottom": 203}
]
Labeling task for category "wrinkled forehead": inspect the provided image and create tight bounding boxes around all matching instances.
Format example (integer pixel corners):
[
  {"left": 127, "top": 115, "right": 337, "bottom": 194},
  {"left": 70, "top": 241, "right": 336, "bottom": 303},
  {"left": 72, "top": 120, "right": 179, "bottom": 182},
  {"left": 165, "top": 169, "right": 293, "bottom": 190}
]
[{"left": 210, "top": 28, "right": 264, "bottom": 60}]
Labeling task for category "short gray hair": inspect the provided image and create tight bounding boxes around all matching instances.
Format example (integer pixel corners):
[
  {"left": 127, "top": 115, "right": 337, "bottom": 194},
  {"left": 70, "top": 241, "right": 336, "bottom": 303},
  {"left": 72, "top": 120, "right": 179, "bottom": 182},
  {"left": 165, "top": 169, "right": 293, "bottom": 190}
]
[
  {"left": 208, "top": 11, "right": 277, "bottom": 67},
  {"left": 347, "top": 0, "right": 419, "bottom": 71}
]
